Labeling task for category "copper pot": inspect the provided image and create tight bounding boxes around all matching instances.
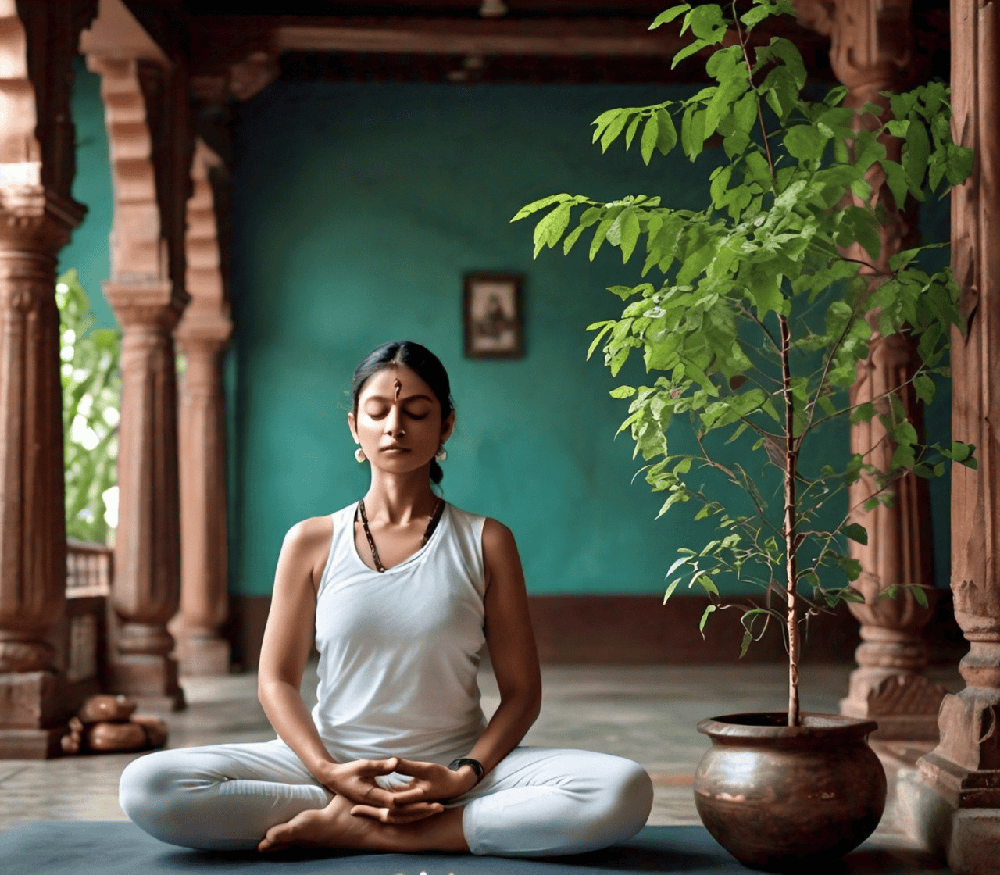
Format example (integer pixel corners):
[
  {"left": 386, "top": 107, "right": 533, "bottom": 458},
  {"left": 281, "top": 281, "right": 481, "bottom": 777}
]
[{"left": 695, "top": 713, "right": 887, "bottom": 872}]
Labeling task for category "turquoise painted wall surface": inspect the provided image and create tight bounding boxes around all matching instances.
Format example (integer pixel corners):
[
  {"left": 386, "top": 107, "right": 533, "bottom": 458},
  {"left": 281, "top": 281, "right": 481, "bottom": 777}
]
[{"left": 62, "top": 65, "right": 956, "bottom": 600}]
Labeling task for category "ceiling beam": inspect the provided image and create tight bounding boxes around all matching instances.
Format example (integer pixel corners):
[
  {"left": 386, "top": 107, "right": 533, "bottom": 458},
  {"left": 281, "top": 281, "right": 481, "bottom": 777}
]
[{"left": 272, "top": 17, "right": 682, "bottom": 57}]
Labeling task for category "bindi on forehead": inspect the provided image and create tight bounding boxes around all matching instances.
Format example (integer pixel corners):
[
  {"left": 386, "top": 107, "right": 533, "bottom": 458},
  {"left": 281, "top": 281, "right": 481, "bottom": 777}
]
[{"left": 394, "top": 377, "right": 402, "bottom": 399}]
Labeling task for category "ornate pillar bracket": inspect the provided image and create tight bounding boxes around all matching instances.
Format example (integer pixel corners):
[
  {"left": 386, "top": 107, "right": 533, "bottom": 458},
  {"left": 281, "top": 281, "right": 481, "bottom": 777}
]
[
  {"left": 0, "top": 0, "right": 98, "bottom": 759},
  {"left": 894, "top": 3, "right": 1000, "bottom": 873},
  {"left": 84, "top": 7, "right": 193, "bottom": 709},
  {"left": 806, "top": 0, "right": 945, "bottom": 742},
  {"left": 171, "top": 139, "right": 234, "bottom": 676}
]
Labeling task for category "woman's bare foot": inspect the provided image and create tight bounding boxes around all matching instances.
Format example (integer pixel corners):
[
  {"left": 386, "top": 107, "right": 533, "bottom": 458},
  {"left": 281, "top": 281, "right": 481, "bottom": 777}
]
[
  {"left": 259, "top": 796, "right": 370, "bottom": 853},
  {"left": 258, "top": 795, "right": 468, "bottom": 854}
]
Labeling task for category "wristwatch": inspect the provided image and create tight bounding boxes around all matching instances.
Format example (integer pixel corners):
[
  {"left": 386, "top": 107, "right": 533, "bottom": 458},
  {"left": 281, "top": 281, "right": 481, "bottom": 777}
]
[{"left": 447, "top": 757, "right": 485, "bottom": 785}]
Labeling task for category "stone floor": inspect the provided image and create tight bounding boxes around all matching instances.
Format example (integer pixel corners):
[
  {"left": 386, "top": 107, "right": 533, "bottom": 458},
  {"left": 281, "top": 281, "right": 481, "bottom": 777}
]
[{"left": 0, "top": 662, "right": 962, "bottom": 862}]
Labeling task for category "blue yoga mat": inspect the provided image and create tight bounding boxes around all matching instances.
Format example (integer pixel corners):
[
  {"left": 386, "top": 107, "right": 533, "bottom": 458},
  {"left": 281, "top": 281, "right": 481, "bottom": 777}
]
[{"left": 0, "top": 821, "right": 945, "bottom": 874}]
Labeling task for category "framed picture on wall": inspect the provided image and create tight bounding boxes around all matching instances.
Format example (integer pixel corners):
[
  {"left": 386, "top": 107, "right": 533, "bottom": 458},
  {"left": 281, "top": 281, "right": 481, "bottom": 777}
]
[{"left": 463, "top": 272, "right": 524, "bottom": 360}]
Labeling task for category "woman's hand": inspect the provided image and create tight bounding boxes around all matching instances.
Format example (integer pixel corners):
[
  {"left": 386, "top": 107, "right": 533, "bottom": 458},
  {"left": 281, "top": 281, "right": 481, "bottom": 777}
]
[
  {"left": 319, "top": 758, "right": 446, "bottom": 824},
  {"left": 349, "top": 757, "right": 477, "bottom": 822}
]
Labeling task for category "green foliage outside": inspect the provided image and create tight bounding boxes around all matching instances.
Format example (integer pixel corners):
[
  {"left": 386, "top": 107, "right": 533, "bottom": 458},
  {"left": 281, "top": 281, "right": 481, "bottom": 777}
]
[
  {"left": 58, "top": 269, "right": 121, "bottom": 544},
  {"left": 514, "top": 0, "right": 976, "bottom": 724}
]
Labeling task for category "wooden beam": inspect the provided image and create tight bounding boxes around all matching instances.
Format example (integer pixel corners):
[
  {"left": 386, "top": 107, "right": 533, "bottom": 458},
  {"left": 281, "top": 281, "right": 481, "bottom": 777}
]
[{"left": 274, "top": 17, "right": 682, "bottom": 57}]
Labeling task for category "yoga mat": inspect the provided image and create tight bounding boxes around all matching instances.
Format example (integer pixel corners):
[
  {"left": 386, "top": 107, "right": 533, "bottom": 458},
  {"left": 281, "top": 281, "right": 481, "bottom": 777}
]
[{"left": 0, "top": 821, "right": 946, "bottom": 874}]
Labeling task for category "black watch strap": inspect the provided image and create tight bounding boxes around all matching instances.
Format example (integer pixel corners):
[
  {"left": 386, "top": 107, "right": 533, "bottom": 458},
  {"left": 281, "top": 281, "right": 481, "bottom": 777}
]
[{"left": 448, "top": 757, "right": 484, "bottom": 784}]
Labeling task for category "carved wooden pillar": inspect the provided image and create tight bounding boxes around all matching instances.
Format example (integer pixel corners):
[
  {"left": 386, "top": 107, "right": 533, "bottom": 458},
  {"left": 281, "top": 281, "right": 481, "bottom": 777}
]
[
  {"left": 897, "top": 3, "right": 1000, "bottom": 871},
  {"left": 171, "top": 139, "right": 233, "bottom": 676},
  {"left": 798, "top": 0, "right": 946, "bottom": 739},
  {"left": 86, "top": 53, "right": 191, "bottom": 710},
  {"left": 0, "top": 0, "right": 96, "bottom": 758}
]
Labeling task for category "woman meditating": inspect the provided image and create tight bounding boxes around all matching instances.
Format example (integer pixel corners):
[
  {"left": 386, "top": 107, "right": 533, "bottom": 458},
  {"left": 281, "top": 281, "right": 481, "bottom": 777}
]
[{"left": 119, "top": 340, "right": 653, "bottom": 856}]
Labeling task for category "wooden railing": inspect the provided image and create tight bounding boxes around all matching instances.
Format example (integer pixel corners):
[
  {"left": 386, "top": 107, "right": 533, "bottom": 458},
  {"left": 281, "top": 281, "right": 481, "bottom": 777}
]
[
  {"left": 58, "top": 540, "right": 114, "bottom": 686},
  {"left": 66, "top": 539, "right": 113, "bottom": 597}
]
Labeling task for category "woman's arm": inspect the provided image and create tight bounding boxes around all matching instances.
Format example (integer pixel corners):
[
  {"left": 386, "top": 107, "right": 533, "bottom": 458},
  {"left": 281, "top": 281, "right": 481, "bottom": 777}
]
[
  {"left": 257, "top": 517, "right": 337, "bottom": 779},
  {"left": 464, "top": 517, "right": 542, "bottom": 778}
]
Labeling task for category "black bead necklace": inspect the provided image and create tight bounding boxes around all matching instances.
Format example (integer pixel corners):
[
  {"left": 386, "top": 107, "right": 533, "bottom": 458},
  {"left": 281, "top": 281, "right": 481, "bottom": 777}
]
[{"left": 357, "top": 497, "right": 445, "bottom": 573}]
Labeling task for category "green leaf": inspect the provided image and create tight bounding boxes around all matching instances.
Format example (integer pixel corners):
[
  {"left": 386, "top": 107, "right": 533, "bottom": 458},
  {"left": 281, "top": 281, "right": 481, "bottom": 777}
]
[
  {"left": 511, "top": 194, "right": 569, "bottom": 223},
  {"left": 656, "top": 109, "right": 679, "bottom": 156},
  {"left": 649, "top": 4, "right": 690, "bottom": 29},
  {"left": 640, "top": 115, "right": 659, "bottom": 164},
  {"left": 709, "top": 165, "right": 733, "bottom": 207},
  {"left": 680, "top": 105, "right": 707, "bottom": 160},
  {"left": 600, "top": 111, "right": 631, "bottom": 153},
  {"left": 687, "top": 4, "right": 726, "bottom": 42},
  {"left": 624, "top": 114, "right": 641, "bottom": 149},
  {"left": 842, "top": 523, "right": 869, "bottom": 546},
  {"left": 741, "top": 4, "right": 774, "bottom": 29},
  {"left": 841, "top": 557, "right": 863, "bottom": 581},
  {"left": 744, "top": 150, "right": 772, "bottom": 188},
  {"left": 850, "top": 402, "right": 877, "bottom": 424},
  {"left": 619, "top": 209, "right": 641, "bottom": 263},
  {"left": 761, "top": 37, "right": 806, "bottom": 90},
  {"left": 732, "top": 92, "right": 757, "bottom": 139},
  {"left": 698, "top": 603, "right": 717, "bottom": 635},
  {"left": 903, "top": 118, "right": 931, "bottom": 190},
  {"left": 784, "top": 125, "right": 827, "bottom": 162},
  {"left": 945, "top": 145, "right": 975, "bottom": 186},
  {"left": 671, "top": 38, "right": 708, "bottom": 70},
  {"left": 609, "top": 385, "right": 637, "bottom": 398},
  {"left": 913, "top": 373, "right": 935, "bottom": 403},
  {"left": 880, "top": 159, "right": 909, "bottom": 210},
  {"left": 533, "top": 203, "right": 572, "bottom": 257},
  {"left": 562, "top": 206, "right": 601, "bottom": 255}
]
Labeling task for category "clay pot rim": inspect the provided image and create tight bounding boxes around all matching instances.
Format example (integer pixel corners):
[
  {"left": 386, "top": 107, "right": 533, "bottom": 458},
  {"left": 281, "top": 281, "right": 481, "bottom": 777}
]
[{"left": 697, "top": 712, "right": 879, "bottom": 742}]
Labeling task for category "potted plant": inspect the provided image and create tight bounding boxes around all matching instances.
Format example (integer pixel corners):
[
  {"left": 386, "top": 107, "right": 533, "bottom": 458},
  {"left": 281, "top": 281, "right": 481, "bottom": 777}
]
[{"left": 513, "top": 0, "right": 975, "bottom": 869}]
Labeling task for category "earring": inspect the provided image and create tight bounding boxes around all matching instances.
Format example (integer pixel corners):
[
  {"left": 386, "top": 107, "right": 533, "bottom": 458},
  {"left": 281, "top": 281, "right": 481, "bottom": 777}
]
[
  {"left": 435, "top": 446, "right": 447, "bottom": 462},
  {"left": 355, "top": 447, "right": 366, "bottom": 463}
]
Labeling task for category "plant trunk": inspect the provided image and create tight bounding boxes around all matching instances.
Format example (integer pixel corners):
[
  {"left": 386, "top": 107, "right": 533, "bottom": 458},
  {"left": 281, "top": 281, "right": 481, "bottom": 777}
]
[{"left": 779, "top": 314, "right": 800, "bottom": 727}]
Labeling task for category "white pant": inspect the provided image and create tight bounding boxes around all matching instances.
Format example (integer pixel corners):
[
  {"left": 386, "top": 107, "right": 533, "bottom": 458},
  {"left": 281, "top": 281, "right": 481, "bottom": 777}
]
[{"left": 119, "top": 740, "right": 653, "bottom": 855}]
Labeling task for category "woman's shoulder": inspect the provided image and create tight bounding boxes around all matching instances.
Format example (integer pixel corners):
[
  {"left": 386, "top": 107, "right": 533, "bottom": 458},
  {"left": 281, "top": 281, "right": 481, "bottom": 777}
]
[
  {"left": 443, "top": 502, "right": 513, "bottom": 540},
  {"left": 281, "top": 515, "right": 338, "bottom": 589},
  {"left": 281, "top": 514, "right": 336, "bottom": 556}
]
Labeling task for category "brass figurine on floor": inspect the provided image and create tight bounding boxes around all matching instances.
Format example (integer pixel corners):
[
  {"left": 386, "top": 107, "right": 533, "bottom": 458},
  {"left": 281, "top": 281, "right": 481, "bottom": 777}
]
[{"left": 60, "top": 695, "right": 168, "bottom": 755}]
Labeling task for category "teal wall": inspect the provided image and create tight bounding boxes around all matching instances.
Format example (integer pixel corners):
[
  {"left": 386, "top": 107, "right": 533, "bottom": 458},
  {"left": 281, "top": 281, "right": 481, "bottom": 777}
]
[
  {"left": 230, "top": 82, "right": 710, "bottom": 597},
  {"left": 64, "top": 66, "right": 956, "bottom": 600}
]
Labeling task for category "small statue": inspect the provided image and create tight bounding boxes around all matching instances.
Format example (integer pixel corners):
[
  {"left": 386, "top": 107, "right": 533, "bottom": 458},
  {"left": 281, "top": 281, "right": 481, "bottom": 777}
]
[{"left": 61, "top": 694, "right": 168, "bottom": 755}]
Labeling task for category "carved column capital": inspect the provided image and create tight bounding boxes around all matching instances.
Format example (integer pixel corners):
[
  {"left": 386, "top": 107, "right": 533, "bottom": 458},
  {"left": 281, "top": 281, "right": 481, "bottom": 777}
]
[
  {"left": 826, "top": 0, "right": 915, "bottom": 105},
  {"left": 103, "top": 279, "right": 187, "bottom": 330},
  {"left": 0, "top": 185, "right": 86, "bottom": 254}
]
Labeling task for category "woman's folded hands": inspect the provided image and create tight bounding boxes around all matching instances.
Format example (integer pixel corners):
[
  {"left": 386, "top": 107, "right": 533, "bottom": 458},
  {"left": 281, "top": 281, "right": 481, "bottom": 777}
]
[{"left": 318, "top": 756, "right": 476, "bottom": 824}]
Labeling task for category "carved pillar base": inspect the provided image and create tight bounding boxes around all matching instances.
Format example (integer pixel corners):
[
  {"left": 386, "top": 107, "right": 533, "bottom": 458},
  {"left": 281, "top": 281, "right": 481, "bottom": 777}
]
[
  {"left": 896, "top": 689, "right": 1000, "bottom": 874},
  {"left": 842, "top": 673, "right": 947, "bottom": 740},
  {"left": 840, "top": 611, "right": 948, "bottom": 740},
  {"left": 171, "top": 628, "right": 230, "bottom": 677},
  {"left": 841, "top": 578, "right": 945, "bottom": 740},
  {"left": 0, "top": 671, "right": 75, "bottom": 758},
  {"left": 108, "top": 655, "right": 184, "bottom": 712}
]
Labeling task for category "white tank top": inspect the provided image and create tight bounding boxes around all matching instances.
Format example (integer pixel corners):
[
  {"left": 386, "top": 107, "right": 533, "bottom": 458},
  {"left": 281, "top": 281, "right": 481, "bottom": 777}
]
[{"left": 309, "top": 501, "right": 489, "bottom": 765}]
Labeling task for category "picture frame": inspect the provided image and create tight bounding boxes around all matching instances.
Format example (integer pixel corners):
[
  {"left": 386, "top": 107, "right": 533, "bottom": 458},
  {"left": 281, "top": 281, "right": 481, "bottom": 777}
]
[{"left": 463, "top": 272, "right": 524, "bottom": 360}]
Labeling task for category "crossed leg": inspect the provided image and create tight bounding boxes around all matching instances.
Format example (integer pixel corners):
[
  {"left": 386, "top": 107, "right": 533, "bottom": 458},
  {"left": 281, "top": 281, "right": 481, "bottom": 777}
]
[
  {"left": 120, "top": 742, "right": 652, "bottom": 856},
  {"left": 259, "top": 746, "right": 652, "bottom": 857}
]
